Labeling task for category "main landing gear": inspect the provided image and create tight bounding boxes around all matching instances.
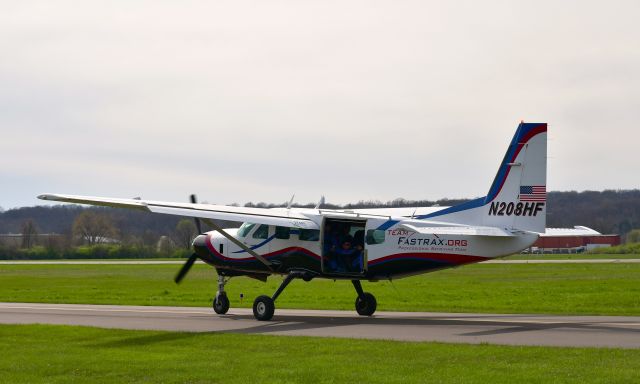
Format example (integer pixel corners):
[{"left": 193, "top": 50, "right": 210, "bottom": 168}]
[
  {"left": 250, "top": 272, "right": 378, "bottom": 321},
  {"left": 213, "top": 275, "right": 230, "bottom": 314},
  {"left": 252, "top": 271, "right": 309, "bottom": 321},
  {"left": 211, "top": 271, "right": 377, "bottom": 320},
  {"left": 352, "top": 280, "right": 377, "bottom": 316}
]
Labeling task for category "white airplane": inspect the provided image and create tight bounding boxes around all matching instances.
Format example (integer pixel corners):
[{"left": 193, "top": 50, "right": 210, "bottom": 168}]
[{"left": 39, "top": 122, "right": 547, "bottom": 321}]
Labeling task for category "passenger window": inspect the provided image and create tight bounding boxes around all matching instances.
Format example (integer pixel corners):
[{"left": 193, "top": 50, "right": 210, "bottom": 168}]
[
  {"left": 252, "top": 224, "right": 269, "bottom": 239},
  {"left": 299, "top": 229, "right": 320, "bottom": 241},
  {"left": 275, "top": 226, "right": 290, "bottom": 239},
  {"left": 366, "top": 229, "right": 385, "bottom": 245},
  {"left": 237, "top": 223, "right": 256, "bottom": 238}
]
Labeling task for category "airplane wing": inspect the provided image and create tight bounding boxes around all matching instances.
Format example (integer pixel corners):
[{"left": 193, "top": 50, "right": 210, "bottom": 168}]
[{"left": 37, "top": 193, "right": 320, "bottom": 229}]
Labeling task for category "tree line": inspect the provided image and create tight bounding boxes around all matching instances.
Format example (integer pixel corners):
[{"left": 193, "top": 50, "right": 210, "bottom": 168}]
[
  {"left": 0, "top": 206, "right": 237, "bottom": 259},
  {"left": 0, "top": 189, "right": 639, "bottom": 259}
]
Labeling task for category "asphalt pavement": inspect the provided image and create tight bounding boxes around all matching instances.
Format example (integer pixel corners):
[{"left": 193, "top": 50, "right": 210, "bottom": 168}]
[{"left": 1, "top": 302, "right": 639, "bottom": 348}]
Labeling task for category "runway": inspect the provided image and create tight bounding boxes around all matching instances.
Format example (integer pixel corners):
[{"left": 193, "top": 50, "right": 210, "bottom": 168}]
[{"left": 1, "top": 302, "right": 639, "bottom": 348}]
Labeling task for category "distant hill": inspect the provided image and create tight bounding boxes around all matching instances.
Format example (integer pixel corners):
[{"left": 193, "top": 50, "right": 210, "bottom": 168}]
[
  {"left": 0, "top": 205, "right": 183, "bottom": 236},
  {"left": 1, "top": 190, "right": 639, "bottom": 236},
  {"left": 544, "top": 190, "right": 640, "bottom": 235},
  {"left": 334, "top": 190, "right": 640, "bottom": 235}
]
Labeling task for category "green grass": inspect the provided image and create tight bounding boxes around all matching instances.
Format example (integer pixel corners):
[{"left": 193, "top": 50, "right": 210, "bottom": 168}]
[
  {"left": 4, "top": 252, "right": 636, "bottom": 262},
  {"left": 0, "top": 324, "right": 638, "bottom": 383},
  {"left": 504, "top": 253, "right": 640, "bottom": 260},
  {"left": 1, "top": 263, "right": 640, "bottom": 315}
]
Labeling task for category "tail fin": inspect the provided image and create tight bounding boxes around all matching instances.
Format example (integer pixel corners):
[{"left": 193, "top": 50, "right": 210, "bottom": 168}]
[
  {"left": 418, "top": 122, "right": 547, "bottom": 233},
  {"left": 483, "top": 122, "right": 547, "bottom": 232}
]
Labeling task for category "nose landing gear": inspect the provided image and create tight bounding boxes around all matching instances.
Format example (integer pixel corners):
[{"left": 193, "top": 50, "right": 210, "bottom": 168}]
[{"left": 212, "top": 275, "right": 230, "bottom": 314}]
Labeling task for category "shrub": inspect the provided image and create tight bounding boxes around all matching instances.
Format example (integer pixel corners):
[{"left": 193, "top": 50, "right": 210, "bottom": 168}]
[
  {"left": 588, "top": 242, "right": 640, "bottom": 254},
  {"left": 0, "top": 244, "right": 185, "bottom": 260}
]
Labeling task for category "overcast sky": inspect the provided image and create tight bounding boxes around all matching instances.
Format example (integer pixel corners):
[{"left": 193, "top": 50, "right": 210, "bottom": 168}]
[{"left": 1, "top": 0, "right": 639, "bottom": 209}]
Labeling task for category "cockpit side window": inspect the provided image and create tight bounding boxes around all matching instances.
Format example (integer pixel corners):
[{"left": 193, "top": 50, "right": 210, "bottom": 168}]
[
  {"left": 237, "top": 223, "right": 256, "bottom": 238},
  {"left": 299, "top": 229, "right": 320, "bottom": 241},
  {"left": 275, "top": 226, "right": 290, "bottom": 239},
  {"left": 366, "top": 229, "right": 386, "bottom": 244},
  {"left": 252, "top": 224, "right": 269, "bottom": 239}
]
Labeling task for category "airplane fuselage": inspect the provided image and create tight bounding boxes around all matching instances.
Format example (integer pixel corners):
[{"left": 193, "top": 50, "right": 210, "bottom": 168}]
[{"left": 194, "top": 216, "right": 538, "bottom": 280}]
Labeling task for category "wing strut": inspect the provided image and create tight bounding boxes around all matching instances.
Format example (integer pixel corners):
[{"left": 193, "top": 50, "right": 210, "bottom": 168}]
[{"left": 201, "top": 218, "right": 274, "bottom": 272}]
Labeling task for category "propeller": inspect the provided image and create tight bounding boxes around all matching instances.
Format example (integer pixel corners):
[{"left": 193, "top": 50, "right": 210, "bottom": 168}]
[
  {"left": 176, "top": 193, "right": 277, "bottom": 280},
  {"left": 175, "top": 253, "right": 198, "bottom": 284},
  {"left": 175, "top": 194, "right": 204, "bottom": 284},
  {"left": 190, "top": 194, "right": 203, "bottom": 234}
]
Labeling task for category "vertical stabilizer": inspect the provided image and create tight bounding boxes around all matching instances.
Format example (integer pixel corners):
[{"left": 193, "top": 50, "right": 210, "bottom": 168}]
[
  {"left": 483, "top": 123, "right": 547, "bottom": 232},
  {"left": 417, "top": 122, "right": 547, "bottom": 233}
]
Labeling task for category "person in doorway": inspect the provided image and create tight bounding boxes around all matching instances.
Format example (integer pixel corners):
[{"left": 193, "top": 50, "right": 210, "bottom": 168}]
[
  {"left": 323, "top": 223, "right": 339, "bottom": 272},
  {"left": 338, "top": 225, "right": 353, "bottom": 245},
  {"left": 335, "top": 239, "right": 357, "bottom": 272}
]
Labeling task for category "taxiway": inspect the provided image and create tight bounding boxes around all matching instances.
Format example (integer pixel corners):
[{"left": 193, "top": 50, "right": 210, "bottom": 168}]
[{"left": 1, "top": 302, "right": 639, "bottom": 348}]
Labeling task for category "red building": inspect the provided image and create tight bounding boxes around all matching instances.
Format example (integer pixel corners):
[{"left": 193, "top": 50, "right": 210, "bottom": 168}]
[{"left": 528, "top": 226, "right": 621, "bottom": 254}]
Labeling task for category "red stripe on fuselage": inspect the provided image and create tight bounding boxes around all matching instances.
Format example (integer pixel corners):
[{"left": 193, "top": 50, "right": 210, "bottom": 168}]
[
  {"left": 205, "top": 234, "right": 321, "bottom": 261},
  {"left": 369, "top": 252, "right": 489, "bottom": 266},
  {"left": 206, "top": 235, "right": 489, "bottom": 268}
]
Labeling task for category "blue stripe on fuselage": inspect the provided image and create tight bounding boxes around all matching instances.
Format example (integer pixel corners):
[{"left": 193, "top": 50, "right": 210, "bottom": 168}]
[
  {"left": 232, "top": 234, "right": 276, "bottom": 254},
  {"left": 376, "top": 220, "right": 400, "bottom": 231}
]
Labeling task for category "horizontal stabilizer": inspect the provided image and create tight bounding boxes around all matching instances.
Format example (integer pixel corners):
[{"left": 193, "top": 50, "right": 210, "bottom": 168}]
[{"left": 398, "top": 224, "right": 516, "bottom": 237}]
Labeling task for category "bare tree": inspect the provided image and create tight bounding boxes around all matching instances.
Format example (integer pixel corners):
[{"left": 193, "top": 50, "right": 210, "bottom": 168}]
[
  {"left": 21, "top": 220, "right": 38, "bottom": 249},
  {"left": 174, "top": 219, "right": 197, "bottom": 249},
  {"left": 72, "top": 211, "right": 118, "bottom": 245},
  {"left": 157, "top": 235, "right": 176, "bottom": 255}
]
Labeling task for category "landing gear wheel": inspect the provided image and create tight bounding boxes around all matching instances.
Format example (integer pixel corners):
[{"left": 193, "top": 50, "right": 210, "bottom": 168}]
[
  {"left": 253, "top": 295, "right": 275, "bottom": 321},
  {"left": 355, "top": 292, "right": 377, "bottom": 316},
  {"left": 213, "top": 293, "right": 230, "bottom": 314}
]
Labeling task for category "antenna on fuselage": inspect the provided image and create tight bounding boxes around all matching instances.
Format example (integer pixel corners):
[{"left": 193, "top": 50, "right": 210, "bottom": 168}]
[{"left": 314, "top": 195, "right": 325, "bottom": 210}]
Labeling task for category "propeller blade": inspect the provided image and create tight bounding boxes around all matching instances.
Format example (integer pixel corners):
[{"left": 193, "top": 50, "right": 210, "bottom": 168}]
[
  {"left": 175, "top": 254, "right": 198, "bottom": 284},
  {"left": 190, "top": 194, "right": 203, "bottom": 234}
]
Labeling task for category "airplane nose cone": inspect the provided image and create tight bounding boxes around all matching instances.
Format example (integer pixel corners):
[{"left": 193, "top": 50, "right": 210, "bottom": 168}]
[
  {"left": 192, "top": 234, "right": 215, "bottom": 263},
  {"left": 192, "top": 234, "right": 208, "bottom": 248}
]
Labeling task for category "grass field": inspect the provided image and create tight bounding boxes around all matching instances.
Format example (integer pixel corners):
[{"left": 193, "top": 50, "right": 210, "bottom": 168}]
[
  {"left": 1, "top": 262, "right": 639, "bottom": 315},
  {"left": 503, "top": 253, "right": 640, "bottom": 260},
  {"left": 0, "top": 324, "right": 638, "bottom": 383}
]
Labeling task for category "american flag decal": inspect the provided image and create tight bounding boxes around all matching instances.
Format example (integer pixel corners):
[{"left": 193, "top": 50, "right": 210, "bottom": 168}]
[{"left": 519, "top": 185, "right": 546, "bottom": 202}]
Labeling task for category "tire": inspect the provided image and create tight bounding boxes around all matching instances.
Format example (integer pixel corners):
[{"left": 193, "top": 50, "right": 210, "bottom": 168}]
[
  {"left": 253, "top": 295, "right": 275, "bottom": 321},
  {"left": 355, "top": 292, "right": 377, "bottom": 316},
  {"left": 213, "top": 293, "right": 230, "bottom": 314}
]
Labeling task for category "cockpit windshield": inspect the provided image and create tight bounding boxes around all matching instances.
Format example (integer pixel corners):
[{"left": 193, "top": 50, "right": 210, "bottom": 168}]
[{"left": 237, "top": 222, "right": 257, "bottom": 238}]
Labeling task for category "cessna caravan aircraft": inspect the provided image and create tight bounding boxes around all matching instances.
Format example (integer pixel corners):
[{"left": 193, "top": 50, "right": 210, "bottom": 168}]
[{"left": 39, "top": 122, "right": 547, "bottom": 321}]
